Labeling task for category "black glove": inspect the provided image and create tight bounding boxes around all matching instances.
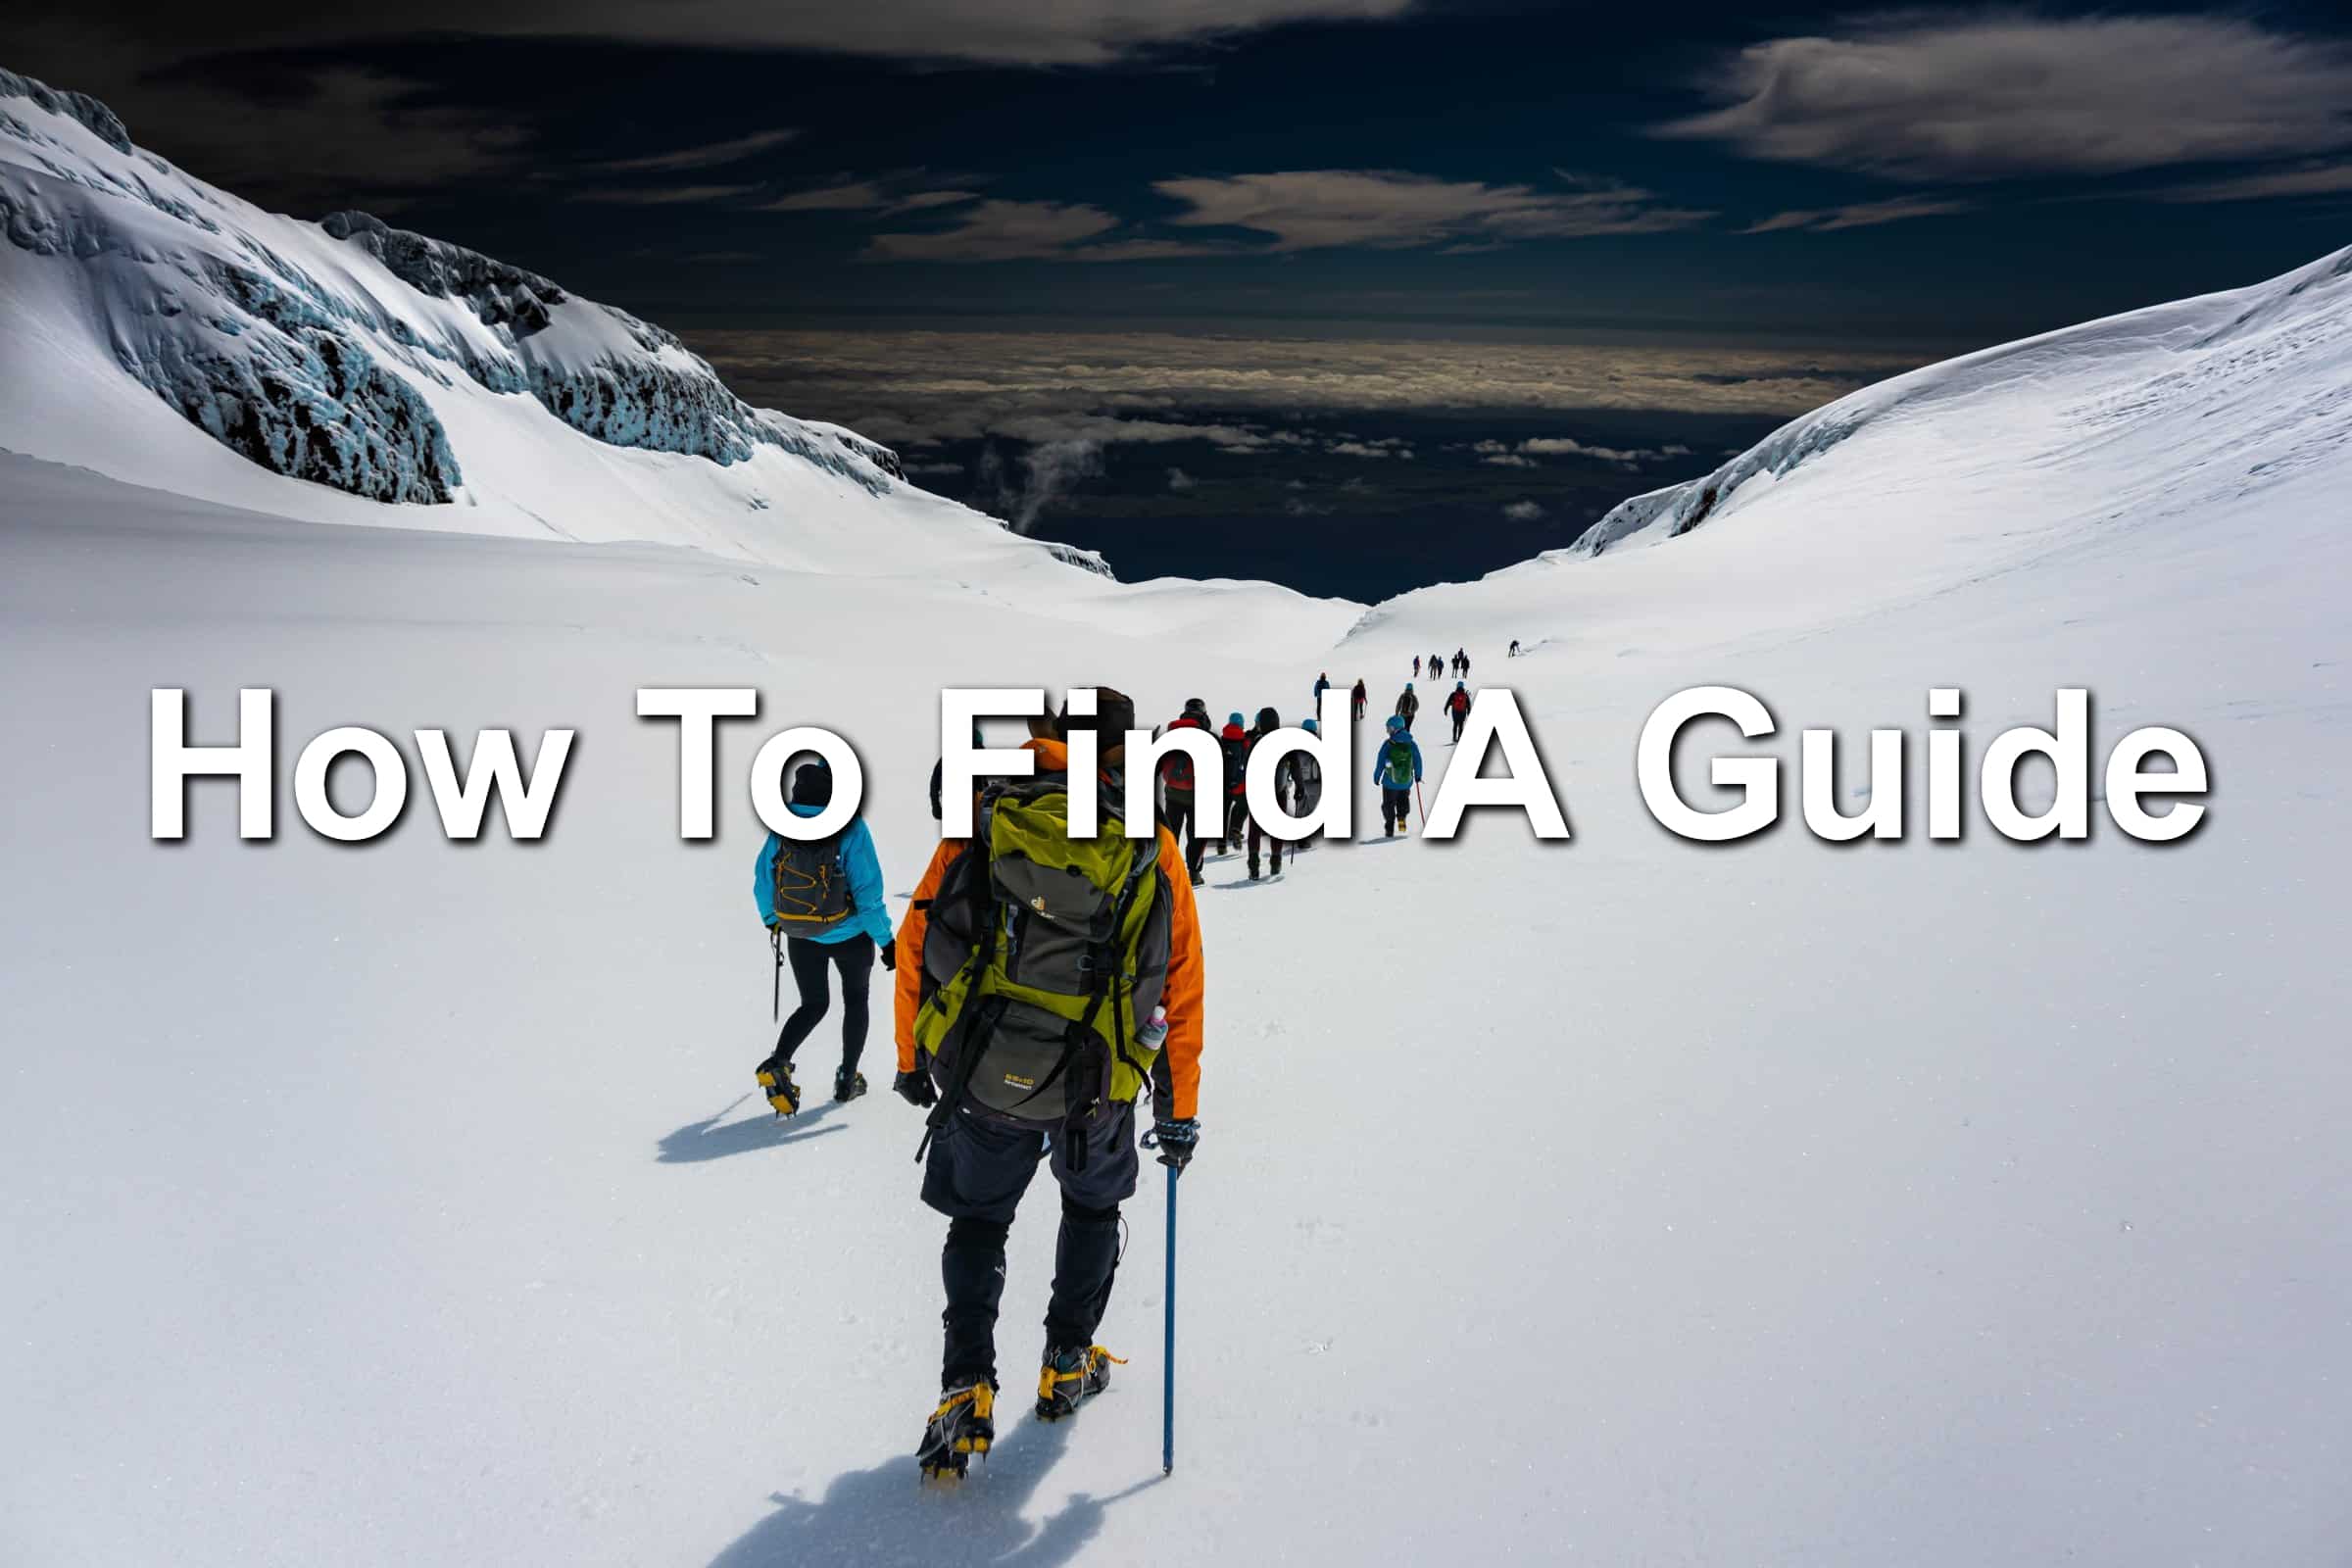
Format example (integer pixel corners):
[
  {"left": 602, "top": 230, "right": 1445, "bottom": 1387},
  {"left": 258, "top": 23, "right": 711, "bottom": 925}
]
[
  {"left": 878, "top": 940, "right": 897, "bottom": 973},
  {"left": 894, "top": 1068, "right": 937, "bottom": 1108},
  {"left": 1145, "top": 1116, "right": 1200, "bottom": 1170}
]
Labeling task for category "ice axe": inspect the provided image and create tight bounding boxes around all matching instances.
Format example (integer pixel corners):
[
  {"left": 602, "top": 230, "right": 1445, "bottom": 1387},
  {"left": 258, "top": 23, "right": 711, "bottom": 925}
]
[{"left": 770, "top": 924, "right": 784, "bottom": 1021}]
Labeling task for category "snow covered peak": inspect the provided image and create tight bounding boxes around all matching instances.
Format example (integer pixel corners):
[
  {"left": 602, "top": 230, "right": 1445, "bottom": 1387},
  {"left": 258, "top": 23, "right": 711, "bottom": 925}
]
[
  {"left": 1347, "top": 241, "right": 2352, "bottom": 663},
  {"left": 0, "top": 66, "right": 1117, "bottom": 581},
  {"left": 1571, "top": 243, "right": 2352, "bottom": 561}
]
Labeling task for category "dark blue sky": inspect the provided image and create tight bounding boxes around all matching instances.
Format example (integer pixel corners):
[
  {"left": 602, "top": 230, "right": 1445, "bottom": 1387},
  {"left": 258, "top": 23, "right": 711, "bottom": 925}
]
[
  {"left": 8, "top": 1, "right": 2351, "bottom": 344},
  {"left": 8, "top": 1, "right": 2350, "bottom": 594}
]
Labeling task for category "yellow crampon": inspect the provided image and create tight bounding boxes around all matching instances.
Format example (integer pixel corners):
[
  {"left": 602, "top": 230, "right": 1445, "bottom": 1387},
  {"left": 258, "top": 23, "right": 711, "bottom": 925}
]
[
  {"left": 919, "top": 1382, "right": 995, "bottom": 1481},
  {"left": 1037, "top": 1347, "right": 1128, "bottom": 1414},
  {"left": 756, "top": 1061, "right": 800, "bottom": 1118},
  {"left": 934, "top": 1381, "right": 995, "bottom": 1454}
]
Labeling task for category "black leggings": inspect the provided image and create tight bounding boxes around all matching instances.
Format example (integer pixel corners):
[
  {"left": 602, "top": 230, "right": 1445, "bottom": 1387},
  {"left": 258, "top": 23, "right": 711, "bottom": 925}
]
[{"left": 774, "top": 934, "right": 875, "bottom": 1072}]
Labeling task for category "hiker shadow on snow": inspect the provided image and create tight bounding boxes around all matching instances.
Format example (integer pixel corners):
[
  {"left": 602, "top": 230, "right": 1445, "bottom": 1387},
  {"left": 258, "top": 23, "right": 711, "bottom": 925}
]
[
  {"left": 657, "top": 1093, "right": 850, "bottom": 1163},
  {"left": 709, "top": 1412, "right": 1161, "bottom": 1568}
]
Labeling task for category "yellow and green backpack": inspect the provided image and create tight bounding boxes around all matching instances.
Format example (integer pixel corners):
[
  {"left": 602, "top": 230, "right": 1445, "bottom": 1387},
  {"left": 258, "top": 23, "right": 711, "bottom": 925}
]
[{"left": 913, "top": 771, "right": 1172, "bottom": 1142}]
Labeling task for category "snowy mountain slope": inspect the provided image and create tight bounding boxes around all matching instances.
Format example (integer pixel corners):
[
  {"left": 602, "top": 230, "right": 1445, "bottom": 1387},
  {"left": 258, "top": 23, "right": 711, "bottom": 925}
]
[
  {"left": 1343, "top": 240, "right": 2352, "bottom": 668},
  {"left": 1579, "top": 244, "right": 2352, "bottom": 561},
  {"left": 5, "top": 329, "right": 2346, "bottom": 1561},
  {"left": 0, "top": 66, "right": 1138, "bottom": 591}
]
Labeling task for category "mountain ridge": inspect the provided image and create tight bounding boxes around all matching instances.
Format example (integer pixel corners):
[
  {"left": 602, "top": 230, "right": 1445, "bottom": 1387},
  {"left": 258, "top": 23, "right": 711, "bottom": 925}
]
[{"left": 0, "top": 65, "right": 1119, "bottom": 581}]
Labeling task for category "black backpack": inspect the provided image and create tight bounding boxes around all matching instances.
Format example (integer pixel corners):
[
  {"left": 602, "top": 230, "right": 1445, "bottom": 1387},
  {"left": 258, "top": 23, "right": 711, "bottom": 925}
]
[{"left": 770, "top": 834, "right": 855, "bottom": 934}]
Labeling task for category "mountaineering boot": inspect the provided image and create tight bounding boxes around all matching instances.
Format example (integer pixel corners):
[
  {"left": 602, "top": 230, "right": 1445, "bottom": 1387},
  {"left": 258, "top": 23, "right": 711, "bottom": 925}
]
[
  {"left": 1035, "top": 1345, "right": 1126, "bottom": 1421},
  {"left": 917, "top": 1380, "right": 996, "bottom": 1481},
  {"left": 756, "top": 1054, "right": 800, "bottom": 1117},
  {"left": 834, "top": 1066, "right": 868, "bottom": 1103}
]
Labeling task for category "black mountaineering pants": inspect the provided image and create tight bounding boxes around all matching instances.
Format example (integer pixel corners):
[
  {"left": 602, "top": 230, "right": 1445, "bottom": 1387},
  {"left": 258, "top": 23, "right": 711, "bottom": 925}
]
[
  {"left": 774, "top": 933, "right": 876, "bottom": 1073},
  {"left": 1248, "top": 817, "right": 1284, "bottom": 878},
  {"left": 1166, "top": 789, "right": 1206, "bottom": 879},
  {"left": 925, "top": 1102, "right": 1139, "bottom": 1386}
]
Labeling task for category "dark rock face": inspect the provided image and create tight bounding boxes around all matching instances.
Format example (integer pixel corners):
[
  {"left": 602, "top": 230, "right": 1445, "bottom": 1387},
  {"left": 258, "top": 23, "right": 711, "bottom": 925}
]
[
  {"left": 320, "top": 211, "right": 565, "bottom": 335},
  {"left": 145, "top": 258, "right": 464, "bottom": 504},
  {"left": 0, "top": 67, "right": 131, "bottom": 153},
  {"left": 2, "top": 71, "right": 913, "bottom": 514}
]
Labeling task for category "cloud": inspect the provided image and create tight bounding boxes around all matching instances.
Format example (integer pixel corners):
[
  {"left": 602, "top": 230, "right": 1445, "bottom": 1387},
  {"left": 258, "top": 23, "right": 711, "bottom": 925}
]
[
  {"left": 17, "top": 59, "right": 533, "bottom": 210},
  {"left": 1516, "top": 436, "right": 1690, "bottom": 464},
  {"left": 1742, "top": 195, "right": 1975, "bottom": 233},
  {"left": 1480, "top": 453, "right": 1538, "bottom": 467},
  {"left": 580, "top": 128, "right": 799, "bottom": 174},
  {"left": 1064, "top": 238, "right": 1257, "bottom": 263},
  {"left": 10, "top": 0, "right": 1422, "bottom": 71},
  {"left": 755, "top": 177, "right": 982, "bottom": 214},
  {"left": 1152, "top": 168, "right": 1712, "bottom": 252},
  {"left": 865, "top": 199, "right": 1122, "bottom": 261},
  {"left": 2150, "top": 161, "right": 2352, "bottom": 204},
  {"left": 571, "top": 183, "right": 764, "bottom": 206},
  {"left": 1501, "top": 500, "right": 1547, "bottom": 521},
  {"left": 685, "top": 327, "right": 1916, "bottom": 460},
  {"left": 1657, "top": 14, "right": 2352, "bottom": 178},
  {"left": 862, "top": 168, "right": 1706, "bottom": 262},
  {"left": 3, "top": 1, "right": 1420, "bottom": 211},
  {"left": 1329, "top": 440, "right": 1412, "bottom": 459},
  {"left": 1166, "top": 466, "right": 1199, "bottom": 491}
]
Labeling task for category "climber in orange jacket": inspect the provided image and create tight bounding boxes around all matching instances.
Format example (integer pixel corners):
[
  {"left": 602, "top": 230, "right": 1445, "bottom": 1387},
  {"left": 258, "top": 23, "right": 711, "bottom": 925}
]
[{"left": 892, "top": 693, "right": 1204, "bottom": 1477}]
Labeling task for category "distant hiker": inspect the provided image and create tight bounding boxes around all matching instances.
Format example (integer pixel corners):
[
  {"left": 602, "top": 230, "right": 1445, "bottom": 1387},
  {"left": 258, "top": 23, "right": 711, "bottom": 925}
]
[
  {"left": 1508, "top": 639, "right": 1521, "bottom": 659},
  {"left": 1412, "top": 654, "right": 1422, "bottom": 679},
  {"left": 754, "top": 760, "right": 897, "bottom": 1113},
  {"left": 1395, "top": 681, "right": 1420, "bottom": 732},
  {"left": 1219, "top": 712, "right": 1251, "bottom": 844},
  {"left": 1429, "top": 650, "right": 1445, "bottom": 681},
  {"left": 1244, "top": 706, "right": 1294, "bottom": 881},
  {"left": 1350, "top": 678, "right": 1368, "bottom": 720},
  {"left": 1290, "top": 718, "right": 1325, "bottom": 857},
  {"left": 1460, "top": 651, "right": 1472, "bottom": 679},
  {"left": 1446, "top": 681, "right": 1471, "bottom": 743},
  {"left": 1159, "top": 698, "right": 1214, "bottom": 886},
  {"left": 1376, "top": 715, "right": 1423, "bottom": 838},
  {"left": 1313, "top": 671, "right": 1332, "bottom": 716},
  {"left": 892, "top": 688, "right": 1204, "bottom": 1480},
  {"left": 1452, "top": 648, "right": 1467, "bottom": 678}
]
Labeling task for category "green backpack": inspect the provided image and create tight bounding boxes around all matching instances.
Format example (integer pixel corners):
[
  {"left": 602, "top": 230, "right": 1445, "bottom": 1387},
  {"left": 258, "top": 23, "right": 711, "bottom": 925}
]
[
  {"left": 913, "top": 771, "right": 1172, "bottom": 1144},
  {"left": 1377, "top": 735, "right": 1418, "bottom": 789}
]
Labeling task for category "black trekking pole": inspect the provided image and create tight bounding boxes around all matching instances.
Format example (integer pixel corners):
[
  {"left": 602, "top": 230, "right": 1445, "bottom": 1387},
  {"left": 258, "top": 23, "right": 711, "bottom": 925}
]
[
  {"left": 770, "top": 925, "right": 783, "bottom": 1022},
  {"left": 1162, "top": 1162, "right": 1179, "bottom": 1475}
]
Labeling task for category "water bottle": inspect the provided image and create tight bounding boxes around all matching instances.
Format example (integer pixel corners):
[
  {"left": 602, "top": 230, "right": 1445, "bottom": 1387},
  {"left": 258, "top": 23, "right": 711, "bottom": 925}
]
[{"left": 1137, "top": 1005, "right": 1169, "bottom": 1050}]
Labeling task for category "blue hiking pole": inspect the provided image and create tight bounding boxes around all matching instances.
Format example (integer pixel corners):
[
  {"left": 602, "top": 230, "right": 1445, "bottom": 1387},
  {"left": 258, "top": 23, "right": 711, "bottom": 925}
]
[{"left": 1162, "top": 1164, "right": 1179, "bottom": 1475}]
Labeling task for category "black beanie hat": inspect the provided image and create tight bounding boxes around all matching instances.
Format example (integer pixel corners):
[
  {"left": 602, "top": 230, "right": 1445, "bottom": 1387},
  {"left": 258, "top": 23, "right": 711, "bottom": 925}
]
[
  {"left": 790, "top": 760, "right": 834, "bottom": 808},
  {"left": 1057, "top": 686, "right": 1137, "bottom": 743}
]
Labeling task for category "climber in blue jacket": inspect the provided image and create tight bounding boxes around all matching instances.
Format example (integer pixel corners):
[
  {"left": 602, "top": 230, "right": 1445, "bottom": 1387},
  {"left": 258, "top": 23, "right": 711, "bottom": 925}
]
[{"left": 751, "top": 760, "right": 894, "bottom": 1113}]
